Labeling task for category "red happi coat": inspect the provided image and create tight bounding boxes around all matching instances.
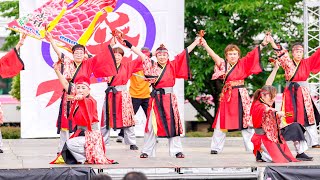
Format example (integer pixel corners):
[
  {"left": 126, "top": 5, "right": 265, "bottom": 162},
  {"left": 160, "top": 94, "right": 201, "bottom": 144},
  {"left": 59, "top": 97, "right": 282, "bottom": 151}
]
[
  {"left": 0, "top": 48, "right": 23, "bottom": 125},
  {"left": 52, "top": 96, "right": 113, "bottom": 164},
  {"left": 57, "top": 45, "right": 117, "bottom": 133},
  {"left": 212, "top": 47, "right": 262, "bottom": 130},
  {"left": 69, "top": 96, "right": 99, "bottom": 129},
  {"left": 0, "top": 48, "right": 24, "bottom": 78},
  {"left": 143, "top": 49, "right": 191, "bottom": 138},
  {"left": 100, "top": 59, "right": 143, "bottom": 130},
  {"left": 274, "top": 46, "right": 320, "bottom": 126},
  {"left": 250, "top": 100, "right": 298, "bottom": 163}
]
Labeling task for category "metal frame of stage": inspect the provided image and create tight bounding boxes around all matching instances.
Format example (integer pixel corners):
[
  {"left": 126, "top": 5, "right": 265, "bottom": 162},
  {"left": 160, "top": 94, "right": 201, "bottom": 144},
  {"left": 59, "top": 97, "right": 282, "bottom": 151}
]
[{"left": 305, "top": 1, "right": 320, "bottom": 122}]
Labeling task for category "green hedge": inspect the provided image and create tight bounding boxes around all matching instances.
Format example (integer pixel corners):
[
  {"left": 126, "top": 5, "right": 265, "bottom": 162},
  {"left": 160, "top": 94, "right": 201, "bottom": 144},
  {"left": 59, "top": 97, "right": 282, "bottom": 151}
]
[{"left": 1, "top": 126, "right": 20, "bottom": 139}]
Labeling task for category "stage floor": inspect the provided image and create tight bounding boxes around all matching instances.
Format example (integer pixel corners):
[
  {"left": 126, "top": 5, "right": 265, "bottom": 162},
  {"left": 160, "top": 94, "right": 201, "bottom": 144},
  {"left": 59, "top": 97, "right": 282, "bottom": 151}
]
[{"left": 0, "top": 137, "right": 319, "bottom": 179}]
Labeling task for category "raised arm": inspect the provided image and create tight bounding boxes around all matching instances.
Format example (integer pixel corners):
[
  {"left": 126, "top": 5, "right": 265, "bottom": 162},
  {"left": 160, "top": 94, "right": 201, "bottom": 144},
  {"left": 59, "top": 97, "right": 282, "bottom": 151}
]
[
  {"left": 267, "top": 34, "right": 279, "bottom": 50},
  {"left": 265, "top": 61, "right": 280, "bottom": 86},
  {"left": 201, "top": 38, "right": 223, "bottom": 67},
  {"left": 15, "top": 33, "right": 27, "bottom": 51},
  {"left": 187, "top": 36, "right": 201, "bottom": 54},
  {"left": 123, "top": 39, "right": 148, "bottom": 61},
  {"left": 259, "top": 32, "right": 271, "bottom": 50},
  {"left": 53, "top": 62, "right": 69, "bottom": 91},
  {"left": 46, "top": 32, "right": 62, "bottom": 60}
]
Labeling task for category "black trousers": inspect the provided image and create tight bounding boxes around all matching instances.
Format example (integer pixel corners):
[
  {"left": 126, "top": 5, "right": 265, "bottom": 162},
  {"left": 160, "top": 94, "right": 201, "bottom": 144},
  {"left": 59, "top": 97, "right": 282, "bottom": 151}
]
[{"left": 118, "top": 97, "right": 150, "bottom": 137}]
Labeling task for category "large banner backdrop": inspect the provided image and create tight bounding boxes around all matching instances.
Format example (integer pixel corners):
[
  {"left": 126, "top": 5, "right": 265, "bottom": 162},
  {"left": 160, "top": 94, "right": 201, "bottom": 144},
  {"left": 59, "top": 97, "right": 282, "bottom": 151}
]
[{"left": 18, "top": 0, "right": 185, "bottom": 138}]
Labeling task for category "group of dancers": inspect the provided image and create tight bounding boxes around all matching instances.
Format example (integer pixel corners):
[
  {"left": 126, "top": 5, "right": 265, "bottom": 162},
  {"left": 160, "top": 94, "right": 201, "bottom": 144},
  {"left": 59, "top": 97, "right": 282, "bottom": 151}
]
[{"left": 0, "top": 29, "right": 320, "bottom": 164}]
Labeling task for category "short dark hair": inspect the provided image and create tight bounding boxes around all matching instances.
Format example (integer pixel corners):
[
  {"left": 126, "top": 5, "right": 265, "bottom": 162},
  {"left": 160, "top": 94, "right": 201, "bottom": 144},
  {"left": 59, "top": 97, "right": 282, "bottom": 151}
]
[
  {"left": 72, "top": 44, "right": 86, "bottom": 53},
  {"left": 92, "top": 174, "right": 112, "bottom": 180},
  {"left": 122, "top": 172, "right": 148, "bottom": 180}
]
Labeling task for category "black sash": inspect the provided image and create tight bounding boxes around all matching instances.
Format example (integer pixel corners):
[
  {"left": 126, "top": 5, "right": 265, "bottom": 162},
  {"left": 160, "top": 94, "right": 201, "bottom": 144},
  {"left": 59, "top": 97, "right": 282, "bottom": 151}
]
[
  {"left": 104, "top": 65, "right": 120, "bottom": 130},
  {"left": 104, "top": 86, "right": 118, "bottom": 130},
  {"left": 150, "top": 88, "right": 171, "bottom": 137}
]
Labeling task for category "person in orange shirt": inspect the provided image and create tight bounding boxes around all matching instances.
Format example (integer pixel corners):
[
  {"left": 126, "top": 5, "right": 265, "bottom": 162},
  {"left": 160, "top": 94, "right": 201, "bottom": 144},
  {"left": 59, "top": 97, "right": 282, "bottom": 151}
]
[{"left": 116, "top": 48, "right": 151, "bottom": 143}]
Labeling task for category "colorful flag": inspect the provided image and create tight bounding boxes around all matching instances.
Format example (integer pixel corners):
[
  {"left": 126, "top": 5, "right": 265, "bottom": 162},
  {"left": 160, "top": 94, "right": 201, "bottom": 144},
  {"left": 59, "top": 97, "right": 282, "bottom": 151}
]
[{"left": 7, "top": 0, "right": 117, "bottom": 50}]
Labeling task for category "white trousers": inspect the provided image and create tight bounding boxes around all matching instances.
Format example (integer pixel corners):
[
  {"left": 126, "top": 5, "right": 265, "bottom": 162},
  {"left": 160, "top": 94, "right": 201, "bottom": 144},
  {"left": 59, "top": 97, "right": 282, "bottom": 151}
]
[
  {"left": 260, "top": 142, "right": 273, "bottom": 162},
  {"left": 101, "top": 125, "right": 136, "bottom": 146},
  {"left": 210, "top": 112, "right": 254, "bottom": 152},
  {"left": 58, "top": 130, "right": 70, "bottom": 152},
  {"left": 141, "top": 116, "right": 183, "bottom": 157},
  {"left": 305, "top": 124, "right": 319, "bottom": 146},
  {"left": 66, "top": 136, "right": 86, "bottom": 164},
  {"left": 294, "top": 140, "right": 308, "bottom": 154}
]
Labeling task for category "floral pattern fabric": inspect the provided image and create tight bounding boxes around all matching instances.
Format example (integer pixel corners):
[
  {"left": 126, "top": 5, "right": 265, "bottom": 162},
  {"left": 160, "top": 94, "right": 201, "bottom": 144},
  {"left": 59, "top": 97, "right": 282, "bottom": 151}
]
[
  {"left": 121, "top": 91, "right": 135, "bottom": 127},
  {"left": 85, "top": 130, "right": 113, "bottom": 164},
  {"left": 262, "top": 107, "right": 283, "bottom": 143},
  {"left": 274, "top": 46, "right": 315, "bottom": 125}
]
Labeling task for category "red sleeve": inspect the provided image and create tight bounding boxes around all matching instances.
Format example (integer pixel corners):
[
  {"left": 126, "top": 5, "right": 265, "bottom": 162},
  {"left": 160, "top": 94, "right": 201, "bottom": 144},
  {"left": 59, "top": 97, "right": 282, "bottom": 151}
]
[
  {"left": 306, "top": 48, "right": 320, "bottom": 74},
  {"left": 172, "top": 48, "right": 191, "bottom": 79},
  {"left": 250, "top": 101, "right": 267, "bottom": 128},
  {"left": 88, "top": 45, "right": 117, "bottom": 78},
  {"left": 0, "top": 48, "right": 24, "bottom": 78},
  {"left": 78, "top": 96, "right": 98, "bottom": 131},
  {"left": 126, "top": 58, "right": 143, "bottom": 75},
  {"left": 239, "top": 46, "right": 262, "bottom": 76}
]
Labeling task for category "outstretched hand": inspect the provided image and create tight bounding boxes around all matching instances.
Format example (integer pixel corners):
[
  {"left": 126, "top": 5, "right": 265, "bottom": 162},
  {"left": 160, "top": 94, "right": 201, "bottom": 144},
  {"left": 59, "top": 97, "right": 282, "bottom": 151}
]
[
  {"left": 74, "top": 94, "right": 84, "bottom": 100},
  {"left": 111, "top": 29, "right": 126, "bottom": 46},
  {"left": 265, "top": 32, "right": 275, "bottom": 44},
  {"left": 261, "top": 32, "right": 270, "bottom": 46},
  {"left": 15, "top": 33, "right": 27, "bottom": 50}
]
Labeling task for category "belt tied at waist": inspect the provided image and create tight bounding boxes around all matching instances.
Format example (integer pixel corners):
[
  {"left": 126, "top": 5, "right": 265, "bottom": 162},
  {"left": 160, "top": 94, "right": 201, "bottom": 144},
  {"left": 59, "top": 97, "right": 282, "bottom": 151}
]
[
  {"left": 150, "top": 87, "right": 173, "bottom": 97},
  {"left": 78, "top": 123, "right": 99, "bottom": 131},
  {"left": 254, "top": 128, "right": 265, "bottom": 135},
  {"left": 220, "top": 80, "right": 245, "bottom": 102}
]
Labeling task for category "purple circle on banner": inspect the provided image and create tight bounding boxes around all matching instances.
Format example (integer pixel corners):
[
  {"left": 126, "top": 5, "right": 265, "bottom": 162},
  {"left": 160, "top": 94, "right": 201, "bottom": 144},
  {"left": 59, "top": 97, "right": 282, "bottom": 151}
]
[{"left": 41, "top": 0, "right": 156, "bottom": 67}]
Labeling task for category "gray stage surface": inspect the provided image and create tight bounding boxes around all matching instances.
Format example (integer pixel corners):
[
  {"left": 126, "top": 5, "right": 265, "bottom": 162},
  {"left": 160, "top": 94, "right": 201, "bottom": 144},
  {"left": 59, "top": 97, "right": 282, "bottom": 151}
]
[{"left": 0, "top": 137, "right": 319, "bottom": 179}]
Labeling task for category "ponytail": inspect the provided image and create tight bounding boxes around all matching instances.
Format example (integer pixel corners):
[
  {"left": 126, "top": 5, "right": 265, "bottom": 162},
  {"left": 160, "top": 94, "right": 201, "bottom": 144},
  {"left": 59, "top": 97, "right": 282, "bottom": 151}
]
[
  {"left": 253, "top": 85, "right": 277, "bottom": 102},
  {"left": 253, "top": 89, "right": 262, "bottom": 102}
]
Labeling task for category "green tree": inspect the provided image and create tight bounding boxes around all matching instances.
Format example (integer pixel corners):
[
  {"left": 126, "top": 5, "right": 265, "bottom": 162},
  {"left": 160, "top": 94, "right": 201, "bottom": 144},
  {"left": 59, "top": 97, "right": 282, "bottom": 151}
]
[
  {"left": 0, "top": 0, "right": 19, "bottom": 51},
  {"left": 184, "top": 0, "right": 303, "bottom": 126},
  {"left": 0, "top": 1, "right": 20, "bottom": 100}
]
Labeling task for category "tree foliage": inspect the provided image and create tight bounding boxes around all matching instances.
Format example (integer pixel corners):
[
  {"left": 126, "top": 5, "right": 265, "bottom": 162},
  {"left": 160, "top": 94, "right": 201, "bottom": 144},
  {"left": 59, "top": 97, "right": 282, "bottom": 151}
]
[
  {"left": 0, "top": 1, "right": 19, "bottom": 51},
  {"left": 0, "top": 1, "right": 20, "bottom": 100},
  {"left": 9, "top": 74, "right": 20, "bottom": 100},
  {"left": 184, "top": 0, "right": 303, "bottom": 125}
]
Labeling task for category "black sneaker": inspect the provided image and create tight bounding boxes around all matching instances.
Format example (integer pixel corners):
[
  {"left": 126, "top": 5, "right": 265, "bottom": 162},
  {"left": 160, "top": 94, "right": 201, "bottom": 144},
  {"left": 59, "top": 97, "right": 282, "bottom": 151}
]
[
  {"left": 296, "top": 153, "right": 313, "bottom": 161},
  {"left": 256, "top": 151, "right": 266, "bottom": 162},
  {"left": 130, "top": 145, "right": 139, "bottom": 150},
  {"left": 0, "top": 149, "right": 3, "bottom": 153},
  {"left": 210, "top": 150, "right": 218, "bottom": 154}
]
